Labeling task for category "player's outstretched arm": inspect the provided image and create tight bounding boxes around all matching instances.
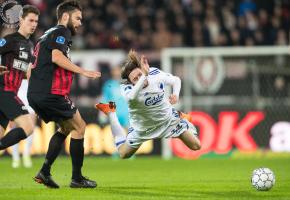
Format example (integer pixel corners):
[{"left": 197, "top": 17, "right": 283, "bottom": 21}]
[
  {"left": 52, "top": 49, "right": 101, "bottom": 79},
  {"left": 169, "top": 76, "right": 181, "bottom": 104},
  {"left": 160, "top": 71, "right": 181, "bottom": 104}
]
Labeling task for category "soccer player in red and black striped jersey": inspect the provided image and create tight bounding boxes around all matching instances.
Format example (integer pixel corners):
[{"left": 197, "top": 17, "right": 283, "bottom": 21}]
[
  {"left": 28, "top": 1, "right": 101, "bottom": 189},
  {"left": 0, "top": 6, "right": 39, "bottom": 152}
]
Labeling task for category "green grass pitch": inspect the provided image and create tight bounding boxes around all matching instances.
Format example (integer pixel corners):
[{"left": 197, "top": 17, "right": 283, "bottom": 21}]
[{"left": 0, "top": 156, "right": 289, "bottom": 200}]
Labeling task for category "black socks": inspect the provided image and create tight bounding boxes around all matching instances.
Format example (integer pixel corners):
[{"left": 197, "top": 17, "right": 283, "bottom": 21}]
[
  {"left": 0, "top": 128, "right": 27, "bottom": 150},
  {"left": 70, "top": 138, "right": 84, "bottom": 181},
  {"left": 40, "top": 132, "right": 67, "bottom": 175}
]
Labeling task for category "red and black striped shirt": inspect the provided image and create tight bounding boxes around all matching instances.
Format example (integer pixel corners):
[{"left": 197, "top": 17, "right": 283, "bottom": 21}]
[
  {"left": 0, "top": 32, "right": 34, "bottom": 93},
  {"left": 28, "top": 25, "right": 73, "bottom": 96}
]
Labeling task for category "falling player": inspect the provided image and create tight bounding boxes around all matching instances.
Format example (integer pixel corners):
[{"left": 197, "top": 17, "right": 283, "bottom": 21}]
[{"left": 96, "top": 50, "right": 201, "bottom": 158}]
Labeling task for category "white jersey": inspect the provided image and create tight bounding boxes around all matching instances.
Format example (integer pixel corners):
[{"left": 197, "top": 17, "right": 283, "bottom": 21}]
[{"left": 121, "top": 67, "right": 180, "bottom": 133}]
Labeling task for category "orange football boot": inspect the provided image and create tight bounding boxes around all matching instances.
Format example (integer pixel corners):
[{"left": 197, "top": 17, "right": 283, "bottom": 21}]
[
  {"left": 178, "top": 111, "right": 192, "bottom": 121},
  {"left": 95, "top": 102, "right": 116, "bottom": 115}
]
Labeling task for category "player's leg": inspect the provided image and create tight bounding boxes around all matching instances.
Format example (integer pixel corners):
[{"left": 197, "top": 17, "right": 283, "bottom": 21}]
[
  {"left": 35, "top": 128, "right": 67, "bottom": 188},
  {"left": 11, "top": 143, "right": 21, "bottom": 168},
  {"left": 0, "top": 126, "right": 4, "bottom": 138},
  {"left": 22, "top": 114, "right": 36, "bottom": 168},
  {"left": 178, "top": 129, "right": 201, "bottom": 151},
  {"left": 0, "top": 114, "right": 34, "bottom": 150},
  {"left": 10, "top": 122, "right": 21, "bottom": 168},
  {"left": 0, "top": 92, "right": 34, "bottom": 150},
  {"left": 31, "top": 94, "right": 70, "bottom": 188},
  {"left": 108, "top": 111, "right": 139, "bottom": 158},
  {"left": 57, "top": 110, "right": 96, "bottom": 188},
  {"left": 23, "top": 134, "right": 33, "bottom": 168},
  {"left": 0, "top": 110, "right": 9, "bottom": 138},
  {"left": 118, "top": 143, "right": 139, "bottom": 159},
  {"left": 95, "top": 102, "right": 139, "bottom": 159}
]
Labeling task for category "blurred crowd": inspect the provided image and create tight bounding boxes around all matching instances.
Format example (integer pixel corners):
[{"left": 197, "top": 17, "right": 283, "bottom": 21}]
[{"left": 22, "top": 0, "right": 289, "bottom": 50}]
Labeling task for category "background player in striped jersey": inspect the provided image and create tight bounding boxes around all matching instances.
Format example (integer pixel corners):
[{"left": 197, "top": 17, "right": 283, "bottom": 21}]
[
  {"left": 96, "top": 50, "right": 201, "bottom": 159},
  {"left": 0, "top": 5, "right": 39, "bottom": 152}
]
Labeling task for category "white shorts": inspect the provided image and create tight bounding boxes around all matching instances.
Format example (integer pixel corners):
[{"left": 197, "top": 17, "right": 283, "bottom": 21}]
[
  {"left": 17, "top": 80, "right": 34, "bottom": 114},
  {"left": 126, "top": 109, "right": 198, "bottom": 148}
]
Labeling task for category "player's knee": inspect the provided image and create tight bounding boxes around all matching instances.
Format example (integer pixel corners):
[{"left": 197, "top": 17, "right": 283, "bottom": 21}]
[
  {"left": 22, "top": 121, "right": 34, "bottom": 136},
  {"left": 76, "top": 120, "right": 86, "bottom": 136}
]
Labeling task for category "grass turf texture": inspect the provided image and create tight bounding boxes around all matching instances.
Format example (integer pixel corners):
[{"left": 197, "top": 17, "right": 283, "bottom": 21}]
[{"left": 0, "top": 156, "right": 289, "bottom": 200}]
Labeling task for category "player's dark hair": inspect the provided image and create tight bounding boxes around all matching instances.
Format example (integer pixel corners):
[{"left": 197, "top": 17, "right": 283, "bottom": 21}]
[
  {"left": 20, "top": 5, "right": 40, "bottom": 18},
  {"left": 56, "top": 0, "right": 82, "bottom": 21},
  {"left": 121, "top": 50, "right": 141, "bottom": 83}
]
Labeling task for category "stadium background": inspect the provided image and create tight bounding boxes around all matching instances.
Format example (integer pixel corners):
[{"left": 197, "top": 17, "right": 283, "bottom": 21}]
[{"left": 0, "top": 0, "right": 289, "bottom": 159}]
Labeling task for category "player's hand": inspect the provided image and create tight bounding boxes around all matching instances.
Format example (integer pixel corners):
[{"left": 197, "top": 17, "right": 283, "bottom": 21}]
[
  {"left": 82, "top": 70, "right": 101, "bottom": 79},
  {"left": 169, "top": 94, "right": 179, "bottom": 105},
  {"left": 140, "top": 55, "right": 149, "bottom": 76},
  {"left": 0, "top": 66, "right": 9, "bottom": 75}
]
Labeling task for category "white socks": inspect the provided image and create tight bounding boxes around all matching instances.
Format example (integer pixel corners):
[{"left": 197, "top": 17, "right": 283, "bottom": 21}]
[
  {"left": 23, "top": 134, "right": 33, "bottom": 157},
  {"left": 108, "top": 112, "right": 126, "bottom": 149},
  {"left": 12, "top": 134, "right": 33, "bottom": 159}
]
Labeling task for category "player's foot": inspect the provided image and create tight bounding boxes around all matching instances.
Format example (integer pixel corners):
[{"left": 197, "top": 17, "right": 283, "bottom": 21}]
[
  {"left": 179, "top": 111, "right": 192, "bottom": 121},
  {"left": 12, "top": 159, "right": 20, "bottom": 168},
  {"left": 95, "top": 102, "right": 116, "bottom": 115},
  {"left": 70, "top": 176, "right": 97, "bottom": 188},
  {"left": 23, "top": 155, "right": 32, "bottom": 168},
  {"left": 34, "top": 171, "right": 59, "bottom": 188}
]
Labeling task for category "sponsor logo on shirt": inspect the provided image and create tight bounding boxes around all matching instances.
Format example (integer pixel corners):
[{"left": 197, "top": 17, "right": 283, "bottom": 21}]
[
  {"left": 145, "top": 93, "right": 164, "bottom": 106},
  {"left": 13, "top": 59, "right": 29, "bottom": 72},
  {"left": 19, "top": 51, "right": 28, "bottom": 59}
]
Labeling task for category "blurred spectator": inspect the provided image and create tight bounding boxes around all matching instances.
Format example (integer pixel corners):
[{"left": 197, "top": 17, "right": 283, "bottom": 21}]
[{"left": 1, "top": 0, "right": 287, "bottom": 50}]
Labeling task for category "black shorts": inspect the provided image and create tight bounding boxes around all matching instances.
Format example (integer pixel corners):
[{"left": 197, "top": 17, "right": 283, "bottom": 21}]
[
  {"left": 28, "top": 93, "right": 77, "bottom": 123},
  {"left": 0, "top": 90, "right": 29, "bottom": 128}
]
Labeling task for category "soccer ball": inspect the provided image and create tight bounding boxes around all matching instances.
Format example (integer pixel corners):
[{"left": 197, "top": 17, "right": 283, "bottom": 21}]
[{"left": 251, "top": 167, "right": 275, "bottom": 191}]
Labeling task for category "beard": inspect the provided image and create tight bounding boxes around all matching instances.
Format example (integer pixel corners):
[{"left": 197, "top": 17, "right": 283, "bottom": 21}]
[{"left": 67, "top": 18, "right": 77, "bottom": 36}]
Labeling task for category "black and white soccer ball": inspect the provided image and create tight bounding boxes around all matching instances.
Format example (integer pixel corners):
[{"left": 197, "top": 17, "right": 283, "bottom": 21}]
[{"left": 251, "top": 167, "right": 275, "bottom": 191}]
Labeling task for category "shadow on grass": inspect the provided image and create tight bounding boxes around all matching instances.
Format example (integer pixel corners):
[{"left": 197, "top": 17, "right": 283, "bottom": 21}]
[
  {"left": 99, "top": 186, "right": 285, "bottom": 199},
  {"left": 100, "top": 186, "right": 197, "bottom": 199}
]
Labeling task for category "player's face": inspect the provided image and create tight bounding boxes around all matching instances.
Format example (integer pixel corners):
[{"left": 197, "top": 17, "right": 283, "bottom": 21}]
[
  {"left": 68, "top": 10, "right": 82, "bottom": 36},
  {"left": 20, "top": 13, "right": 39, "bottom": 35},
  {"left": 129, "top": 68, "right": 148, "bottom": 87}
]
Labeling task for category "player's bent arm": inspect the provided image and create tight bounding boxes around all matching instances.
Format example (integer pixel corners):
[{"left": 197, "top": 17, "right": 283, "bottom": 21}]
[
  {"left": 165, "top": 75, "right": 181, "bottom": 97},
  {"left": 125, "top": 74, "right": 147, "bottom": 100},
  {"left": 52, "top": 49, "right": 84, "bottom": 74}
]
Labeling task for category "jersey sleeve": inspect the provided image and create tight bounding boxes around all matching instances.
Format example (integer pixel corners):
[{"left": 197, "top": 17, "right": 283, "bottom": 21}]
[
  {"left": 47, "top": 28, "right": 71, "bottom": 53},
  {"left": 149, "top": 67, "right": 181, "bottom": 97},
  {"left": 149, "top": 67, "right": 174, "bottom": 83},
  {"left": 0, "top": 37, "right": 13, "bottom": 55},
  {"left": 121, "top": 84, "right": 133, "bottom": 100}
]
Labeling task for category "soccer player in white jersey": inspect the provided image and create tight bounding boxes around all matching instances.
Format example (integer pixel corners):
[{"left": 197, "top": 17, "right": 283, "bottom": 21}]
[{"left": 96, "top": 50, "right": 201, "bottom": 158}]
